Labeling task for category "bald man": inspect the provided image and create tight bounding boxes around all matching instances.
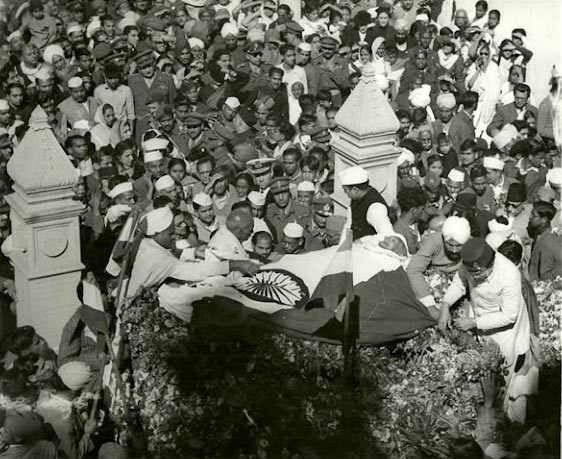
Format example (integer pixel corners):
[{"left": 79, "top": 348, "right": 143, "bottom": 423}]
[{"left": 204, "top": 210, "right": 255, "bottom": 262}]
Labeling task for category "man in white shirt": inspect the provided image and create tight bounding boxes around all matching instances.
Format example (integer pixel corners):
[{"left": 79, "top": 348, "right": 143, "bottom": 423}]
[{"left": 277, "top": 44, "right": 308, "bottom": 95}]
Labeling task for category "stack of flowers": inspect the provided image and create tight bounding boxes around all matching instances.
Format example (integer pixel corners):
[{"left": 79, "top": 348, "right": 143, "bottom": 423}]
[{"left": 533, "top": 277, "right": 562, "bottom": 366}]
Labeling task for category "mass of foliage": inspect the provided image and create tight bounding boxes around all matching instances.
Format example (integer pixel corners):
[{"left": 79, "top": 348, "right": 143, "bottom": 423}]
[{"left": 118, "top": 277, "right": 561, "bottom": 459}]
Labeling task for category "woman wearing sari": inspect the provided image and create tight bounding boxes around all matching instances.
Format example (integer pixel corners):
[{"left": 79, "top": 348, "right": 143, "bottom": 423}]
[
  {"left": 465, "top": 43, "right": 501, "bottom": 138},
  {"left": 498, "top": 64, "right": 525, "bottom": 106}
]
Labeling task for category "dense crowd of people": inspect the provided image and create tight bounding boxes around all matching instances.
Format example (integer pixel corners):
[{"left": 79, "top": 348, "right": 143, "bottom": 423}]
[{"left": 0, "top": 0, "right": 559, "bottom": 456}]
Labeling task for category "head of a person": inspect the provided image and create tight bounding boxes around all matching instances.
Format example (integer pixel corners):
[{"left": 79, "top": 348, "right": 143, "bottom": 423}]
[
  {"left": 252, "top": 231, "right": 274, "bottom": 258},
  {"left": 418, "top": 128, "right": 433, "bottom": 152},
  {"left": 269, "top": 67, "right": 284, "bottom": 91},
  {"left": 282, "top": 223, "right": 304, "bottom": 254},
  {"left": 527, "top": 202, "right": 556, "bottom": 239},
  {"left": 193, "top": 194, "right": 215, "bottom": 225},
  {"left": 441, "top": 216, "right": 471, "bottom": 262},
  {"left": 271, "top": 180, "right": 291, "bottom": 209},
  {"left": 235, "top": 173, "right": 253, "bottom": 199},
  {"left": 475, "top": 0, "right": 488, "bottom": 18},
  {"left": 226, "top": 209, "right": 254, "bottom": 243},
  {"left": 396, "top": 110, "right": 412, "bottom": 135},
  {"left": 65, "top": 134, "right": 89, "bottom": 160},
  {"left": 446, "top": 169, "right": 465, "bottom": 198},
  {"left": 459, "top": 90, "right": 479, "bottom": 113},
  {"left": 513, "top": 83, "right": 531, "bottom": 110},
  {"left": 282, "top": 148, "right": 302, "bottom": 177},
  {"left": 460, "top": 238, "right": 495, "bottom": 284},
  {"left": 21, "top": 44, "right": 39, "bottom": 67},
  {"left": 454, "top": 9, "right": 468, "bottom": 28},
  {"left": 7, "top": 326, "right": 50, "bottom": 357},
  {"left": 397, "top": 186, "right": 427, "bottom": 222},
  {"left": 487, "top": 9, "right": 500, "bottom": 28},
  {"left": 437, "top": 133, "right": 451, "bottom": 155},
  {"left": 102, "top": 104, "right": 116, "bottom": 128},
  {"left": 301, "top": 155, "right": 321, "bottom": 183},
  {"left": 460, "top": 140, "right": 477, "bottom": 166},
  {"left": 427, "top": 154, "right": 443, "bottom": 177},
  {"left": 196, "top": 156, "right": 215, "bottom": 185},
  {"left": 470, "top": 165, "right": 488, "bottom": 197},
  {"left": 497, "top": 239, "right": 523, "bottom": 267}
]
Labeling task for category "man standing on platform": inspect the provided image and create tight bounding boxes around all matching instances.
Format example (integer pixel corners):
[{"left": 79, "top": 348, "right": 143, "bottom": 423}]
[{"left": 339, "top": 166, "right": 393, "bottom": 241}]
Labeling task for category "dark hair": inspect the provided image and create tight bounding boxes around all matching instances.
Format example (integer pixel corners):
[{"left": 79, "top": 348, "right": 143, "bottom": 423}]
[
  {"left": 475, "top": 0, "right": 488, "bottom": 11},
  {"left": 167, "top": 157, "right": 187, "bottom": 172},
  {"left": 460, "top": 139, "right": 477, "bottom": 153},
  {"left": 298, "top": 113, "right": 316, "bottom": 128},
  {"left": 397, "top": 186, "right": 427, "bottom": 212},
  {"left": 532, "top": 202, "right": 556, "bottom": 222},
  {"left": 231, "top": 200, "right": 251, "bottom": 212},
  {"left": 104, "top": 62, "right": 122, "bottom": 79},
  {"left": 513, "top": 83, "right": 531, "bottom": 96},
  {"left": 107, "top": 174, "right": 129, "bottom": 190},
  {"left": 396, "top": 109, "right": 411, "bottom": 121},
  {"left": 282, "top": 148, "right": 302, "bottom": 161},
  {"left": 427, "top": 154, "right": 442, "bottom": 168},
  {"left": 6, "top": 82, "right": 24, "bottom": 94},
  {"left": 449, "top": 437, "right": 483, "bottom": 459},
  {"left": 114, "top": 139, "right": 136, "bottom": 156},
  {"left": 235, "top": 172, "right": 254, "bottom": 187},
  {"left": 300, "top": 155, "right": 320, "bottom": 171},
  {"left": 489, "top": 9, "right": 500, "bottom": 19},
  {"left": 512, "top": 120, "right": 528, "bottom": 132},
  {"left": 512, "top": 28, "right": 526, "bottom": 37},
  {"left": 401, "top": 138, "right": 423, "bottom": 155},
  {"left": 252, "top": 231, "right": 273, "bottom": 245},
  {"left": 269, "top": 67, "right": 284, "bottom": 77},
  {"left": 317, "top": 89, "right": 332, "bottom": 102},
  {"left": 65, "top": 134, "right": 85, "bottom": 150},
  {"left": 279, "top": 43, "right": 295, "bottom": 55},
  {"left": 437, "top": 133, "right": 449, "bottom": 144},
  {"left": 470, "top": 165, "right": 487, "bottom": 181},
  {"left": 459, "top": 91, "right": 479, "bottom": 110},
  {"left": 153, "top": 195, "right": 173, "bottom": 209},
  {"left": 7, "top": 326, "right": 36, "bottom": 355},
  {"left": 498, "top": 240, "right": 523, "bottom": 265}
]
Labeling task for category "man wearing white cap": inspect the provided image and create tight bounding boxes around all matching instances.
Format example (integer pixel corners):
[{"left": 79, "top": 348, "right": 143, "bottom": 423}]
[
  {"left": 339, "top": 165, "right": 392, "bottom": 241},
  {"left": 192, "top": 192, "right": 225, "bottom": 244},
  {"left": 127, "top": 206, "right": 260, "bottom": 297},
  {"left": 296, "top": 181, "right": 315, "bottom": 206},
  {"left": 445, "top": 168, "right": 466, "bottom": 201},
  {"left": 58, "top": 76, "right": 99, "bottom": 128},
  {"left": 281, "top": 222, "right": 305, "bottom": 254},
  {"left": 296, "top": 42, "right": 320, "bottom": 96},
  {"left": 154, "top": 174, "right": 181, "bottom": 209},
  {"left": 407, "top": 216, "right": 472, "bottom": 319},
  {"left": 105, "top": 181, "right": 135, "bottom": 227},
  {"left": 132, "top": 142, "right": 167, "bottom": 204},
  {"left": 484, "top": 156, "right": 517, "bottom": 208},
  {"left": 211, "top": 97, "right": 248, "bottom": 141}
]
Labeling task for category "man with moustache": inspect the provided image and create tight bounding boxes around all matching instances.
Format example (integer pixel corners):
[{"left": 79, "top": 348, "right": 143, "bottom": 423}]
[{"left": 407, "top": 216, "right": 472, "bottom": 321}]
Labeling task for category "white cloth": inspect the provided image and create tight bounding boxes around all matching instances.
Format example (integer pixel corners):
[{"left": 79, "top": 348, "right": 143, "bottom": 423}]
[
  {"left": 277, "top": 64, "right": 308, "bottom": 94},
  {"left": 205, "top": 226, "right": 249, "bottom": 261},
  {"left": 442, "top": 253, "right": 530, "bottom": 366},
  {"left": 128, "top": 238, "right": 229, "bottom": 297}
]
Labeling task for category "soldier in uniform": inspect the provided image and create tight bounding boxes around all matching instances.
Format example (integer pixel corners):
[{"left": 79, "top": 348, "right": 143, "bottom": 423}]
[
  {"left": 339, "top": 165, "right": 393, "bottom": 241},
  {"left": 313, "top": 37, "right": 350, "bottom": 108},
  {"left": 247, "top": 158, "right": 277, "bottom": 204},
  {"left": 127, "top": 49, "right": 176, "bottom": 123},
  {"left": 304, "top": 196, "right": 334, "bottom": 252},
  {"left": 266, "top": 177, "right": 310, "bottom": 249},
  {"left": 153, "top": 104, "right": 190, "bottom": 156},
  {"left": 236, "top": 41, "right": 271, "bottom": 101}
]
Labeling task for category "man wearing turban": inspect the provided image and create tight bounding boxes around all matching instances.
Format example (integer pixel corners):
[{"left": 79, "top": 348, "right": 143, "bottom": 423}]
[{"left": 407, "top": 216, "right": 472, "bottom": 320}]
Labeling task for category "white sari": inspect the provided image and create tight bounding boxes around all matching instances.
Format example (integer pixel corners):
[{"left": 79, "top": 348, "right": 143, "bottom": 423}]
[{"left": 465, "top": 60, "right": 501, "bottom": 137}]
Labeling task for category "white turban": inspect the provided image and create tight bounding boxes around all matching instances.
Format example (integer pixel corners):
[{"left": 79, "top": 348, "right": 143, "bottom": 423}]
[
  {"left": 436, "top": 93, "right": 456, "bottom": 110},
  {"left": 483, "top": 156, "right": 505, "bottom": 171},
  {"left": 221, "top": 22, "right": 239, "bottom": 39},
  {"left": 409, "top": 85, "right": 431, "bottom": 108},
  {"left": 441, "top": 216, "right": 471, "bottom": 244},
  {"left": 488, "top": 218, "right": 512, "bottom": 233},
  {"left": 397, "top": 148, "right": 415, "bottom": 166},
  {"left": 144, "top": 207, "right": 174, "bottom": 236},
  {"left": 43, "top": 44, "right": 65, "bottom": 65},
  {"left": 58, "top": 361, "right": 92, "bottom": 391},
  {"left": 188, "top": 38, "right": 205, "bottom": 50}
]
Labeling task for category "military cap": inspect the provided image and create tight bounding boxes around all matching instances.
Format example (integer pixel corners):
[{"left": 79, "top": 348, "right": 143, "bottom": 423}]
[
  {"left": 310, "top": 126, "right": 331, "bottom": 143},
  {"left": 143, "top": 16, "right": 167, "bottom": 31},
  {"left": 247, "top": 158, "right": 276, "bottom": 175},
  {"left": 244, "top": 40, "right": 264, "bottom": 54},
  {"left": 185, "top": 112, "right": 206, "bottom": 126},
  {"left": 285, "top": 21, "right": 304, "bottom": 34},
  {"left": 460, "top": 238, "right": 495, "bottom": 271},
  {"left": 154, "top": 104, "right": 174, "bottom": 120},
  {"left": 270, "top": 176, "right": 291, "bottom": 194},
  {"left": 67, "top": 0, "right": 85, "bottom": 11},
  {"left": 134, "top": 49, "right": 154, "bottom": 64},
  {"left": 454, "top": 193, "right": 477, "bottom": 210},
  {"left": 103, "top": 52, "right": 127, "bottom": 65},
  {"left": 320, "top": 37, "right": 339, "bottom": 50},
  {"left": 93, "top": 43, "right": 112, "bottom": 61},
  {"left": 264, "top": 29, "right": 282, "bottom": 44},
  {"left": 152, "top": 5, "right": 172, "bottom": 17},
  {"left": 313, "top": 196, "right": 333, "bottom": 217}
]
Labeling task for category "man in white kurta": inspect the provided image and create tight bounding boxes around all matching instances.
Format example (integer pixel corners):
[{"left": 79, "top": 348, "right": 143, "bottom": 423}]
[
  {"left": 127, "top": 207, "right": 259, "bottom": 298},
  {"left": 438, "top": 238, "right": 534, "bottom": 423}
]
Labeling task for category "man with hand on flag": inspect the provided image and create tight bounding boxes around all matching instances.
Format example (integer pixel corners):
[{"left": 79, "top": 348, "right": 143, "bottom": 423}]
[
  {"left": 127, "top": 206, "right": 260, "bottom": 298},
  {"left": 339, "top": 166, "right": 393, "bottom": 241}
]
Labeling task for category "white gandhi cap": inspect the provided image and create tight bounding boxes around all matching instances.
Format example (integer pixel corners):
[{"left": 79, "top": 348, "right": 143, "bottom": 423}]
[
  {"left": 154, "top": 174, "right": 175, "bottom": 191},
  {"left": 483, "top": 156, "right": 505, "bottom": 171},
  {"left": 339, "top": 166, "right": 369, "bottom": 186},
  {"left": 193, "top": 192, "right": 213, "bottom": 207},
  {"left": 144, "top": 206, "right": 174, "bottom": 236},
  {"left": 248, "top": 191, "right": 266, "bottom": 207},
  {"left": 297, "top": 181, "right": 315, "bottom": 192},
  {"left": 68, "top": 76, "right": 84, "bottom": 89},
  {"left": 108, "top": 181, "right": 133, "bottom": 199},
  {"left": 283, "top": 222, "right": 304, "bottom": 238},
  {"left": 447, "top": 169, "right": 465, "bottom": 183}
]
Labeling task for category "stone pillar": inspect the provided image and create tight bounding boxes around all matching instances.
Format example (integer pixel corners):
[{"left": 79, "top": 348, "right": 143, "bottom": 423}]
[
  {"left": 331, "top": 63, "right": 401, "bottom": 215},
  {"left": 5, "top": 107, "right": 84, "bottom": 349},
  {"left": 280, "top": 0, "right": 301, "bottom": 20}
]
